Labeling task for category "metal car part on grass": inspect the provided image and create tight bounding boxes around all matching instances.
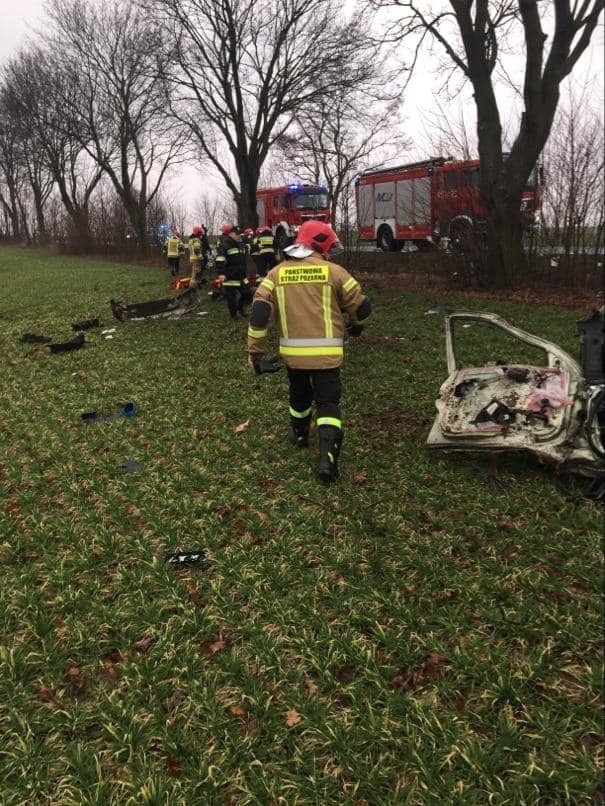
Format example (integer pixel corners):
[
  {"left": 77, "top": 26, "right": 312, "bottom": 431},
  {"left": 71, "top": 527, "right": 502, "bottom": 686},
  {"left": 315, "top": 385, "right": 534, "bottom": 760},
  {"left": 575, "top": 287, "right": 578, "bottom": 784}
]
[
  {"left": 426, "top": 310, "right": 604, "bottom": 480},
  {"left": 110, "top": 286, "right": 201, "bottom": 321}
]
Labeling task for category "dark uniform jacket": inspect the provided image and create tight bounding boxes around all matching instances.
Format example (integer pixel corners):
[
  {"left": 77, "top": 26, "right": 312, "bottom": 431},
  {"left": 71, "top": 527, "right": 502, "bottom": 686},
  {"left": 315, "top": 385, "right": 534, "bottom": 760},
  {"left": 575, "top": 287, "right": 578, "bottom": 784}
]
[{"left": 215, "top": 235, "right": 248, "bottom": 284}]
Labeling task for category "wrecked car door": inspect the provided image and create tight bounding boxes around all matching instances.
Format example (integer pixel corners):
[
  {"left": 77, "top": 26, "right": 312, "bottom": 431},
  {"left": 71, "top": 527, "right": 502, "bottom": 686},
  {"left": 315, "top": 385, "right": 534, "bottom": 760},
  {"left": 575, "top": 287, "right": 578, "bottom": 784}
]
[{"left": 426, "top": 311, "right": 604, "bottom": 480}]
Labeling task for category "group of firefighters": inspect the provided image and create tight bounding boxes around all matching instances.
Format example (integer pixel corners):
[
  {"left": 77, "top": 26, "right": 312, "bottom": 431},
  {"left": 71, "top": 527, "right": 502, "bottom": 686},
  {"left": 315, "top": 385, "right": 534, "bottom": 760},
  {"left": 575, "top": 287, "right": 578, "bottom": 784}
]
[{"left": 162, "top": 220, "right": 371, "bottom": 483}]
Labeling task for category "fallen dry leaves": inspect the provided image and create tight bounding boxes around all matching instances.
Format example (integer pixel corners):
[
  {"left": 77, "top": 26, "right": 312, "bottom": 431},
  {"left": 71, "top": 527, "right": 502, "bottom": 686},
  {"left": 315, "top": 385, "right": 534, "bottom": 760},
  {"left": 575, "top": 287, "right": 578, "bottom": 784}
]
[
  {"left": 228, "top": 704, "right": 249, "bottom": 720},
  {"left": 390, "top": 652, "right": 448, "bottom": 691},
  {"left": 165, "top": 756, "right": 182, "bottom": 776},
  {"left": 200, "top": 636, "right": 226, "bottom": 656},
  {"left": 133, "top": 636, "right": 155, "bottom": 654},
  {"left": 38, "top": 684, "right": 64, "bottom": 711},
  {"left": 65, "top": 664, "right": 88, "bottom": 697},
  {"left": 285, "top": 709, "right": 302, "bottom": 727}
]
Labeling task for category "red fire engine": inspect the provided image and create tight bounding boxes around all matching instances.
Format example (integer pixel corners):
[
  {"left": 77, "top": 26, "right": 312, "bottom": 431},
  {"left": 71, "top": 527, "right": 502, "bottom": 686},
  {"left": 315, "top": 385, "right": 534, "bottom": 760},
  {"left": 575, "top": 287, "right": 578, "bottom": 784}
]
[
  {"left": 355, "top": 156, "right": 542, "bottom": 251},
  {"left": 256, "top": 183, "right": 331, "bottom": 250}
]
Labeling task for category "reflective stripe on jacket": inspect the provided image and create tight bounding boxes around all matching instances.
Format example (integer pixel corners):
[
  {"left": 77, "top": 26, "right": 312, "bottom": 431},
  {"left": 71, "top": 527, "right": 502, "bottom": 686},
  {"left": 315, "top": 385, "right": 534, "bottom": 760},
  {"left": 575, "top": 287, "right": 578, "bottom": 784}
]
[
  {"left": 253, "top": 234, "right": 275, "bottom": 255},
  {"left": 189, "top": 236, "right": 202, "bottom": 261},
  {"left": 165, "top": 236, "right": 183, "bottom": 258},
  {"left": 215, "top": 235, "right": 248, "bottom": 280},
  {"left": 247, "top": 253, "right": 368, "bottom": 370}
]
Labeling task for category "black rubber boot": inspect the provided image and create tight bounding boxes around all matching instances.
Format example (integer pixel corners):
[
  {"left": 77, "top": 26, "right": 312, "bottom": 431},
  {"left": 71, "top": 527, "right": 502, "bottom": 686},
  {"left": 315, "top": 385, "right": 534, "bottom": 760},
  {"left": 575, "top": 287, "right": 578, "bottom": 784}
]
[
  {"left": 317, "top": 425, "right": 342, "bottom": 482},
  {"left": 288, "top": 415, "right": 310, "bottom": 448}
]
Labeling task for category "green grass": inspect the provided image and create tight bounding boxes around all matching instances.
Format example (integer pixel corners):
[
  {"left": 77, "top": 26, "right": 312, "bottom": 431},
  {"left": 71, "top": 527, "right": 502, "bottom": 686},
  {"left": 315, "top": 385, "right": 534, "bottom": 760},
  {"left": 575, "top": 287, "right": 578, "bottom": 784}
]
[{"left": 0, "top": 246, "right": 602, "bottom": 804}]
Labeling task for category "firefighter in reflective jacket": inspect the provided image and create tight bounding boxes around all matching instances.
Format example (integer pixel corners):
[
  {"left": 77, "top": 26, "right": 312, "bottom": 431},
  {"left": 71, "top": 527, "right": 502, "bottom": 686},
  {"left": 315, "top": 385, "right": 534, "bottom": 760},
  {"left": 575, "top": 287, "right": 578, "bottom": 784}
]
[
  {"left": 163, "top": 230, "right": 185, "bottom": 276},
  {"left": 251, "top": 225, "right": 276, "bottom": 279},
  {"left": 247, "top": 221, "right": 371, "bottom": 482},
  {"left": 188, "top": 225, "right": 211, "bottom": 285},
  {"left": 215, "top": 223, "right": 253, "bottom": 319}
]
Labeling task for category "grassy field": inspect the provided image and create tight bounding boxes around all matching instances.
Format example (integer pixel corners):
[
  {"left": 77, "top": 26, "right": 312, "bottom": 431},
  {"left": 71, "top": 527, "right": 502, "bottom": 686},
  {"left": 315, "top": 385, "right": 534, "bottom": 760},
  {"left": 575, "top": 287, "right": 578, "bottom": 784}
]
[{"left": 0, "top": 246, "right": 602, "bottom": 804}]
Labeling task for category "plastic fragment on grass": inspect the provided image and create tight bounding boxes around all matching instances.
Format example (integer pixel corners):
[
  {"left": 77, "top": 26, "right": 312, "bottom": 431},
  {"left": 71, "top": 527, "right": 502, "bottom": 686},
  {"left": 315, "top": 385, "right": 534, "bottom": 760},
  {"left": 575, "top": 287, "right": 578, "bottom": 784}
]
[
  {"left": 164, "top": 550, "right": 210, "bottom": 570},
  {"left": 81, "top": 402, "right": 137, "bottom": 422},
  {"left": 48, "top": 333, "right": 85, "bottom": 353},
  {"left": 72, "top": 317, "right": 100, "bottom": 331},
  {"left": 118, "top": 459, "right": 145, "bottom": 473},
  {"left": 19, "top": 333, "right": 52, "bottom": 344}
]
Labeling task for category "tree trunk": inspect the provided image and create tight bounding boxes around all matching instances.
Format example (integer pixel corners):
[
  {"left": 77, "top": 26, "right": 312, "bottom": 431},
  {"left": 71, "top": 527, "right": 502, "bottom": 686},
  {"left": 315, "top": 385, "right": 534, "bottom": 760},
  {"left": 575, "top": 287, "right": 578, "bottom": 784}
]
[
  {"left": 33, "top": 189, "right": 48, "bottom": 244},
  {"left": 485, "top": 194, "right": 527, "bottom": 288},
  {"left": 234, "top": 156, "right": 261, "bottom": 229}
]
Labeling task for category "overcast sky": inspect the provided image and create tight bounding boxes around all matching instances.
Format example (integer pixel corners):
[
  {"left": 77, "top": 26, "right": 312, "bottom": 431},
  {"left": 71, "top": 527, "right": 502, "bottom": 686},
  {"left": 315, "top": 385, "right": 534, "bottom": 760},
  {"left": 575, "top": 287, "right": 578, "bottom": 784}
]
[{"left": 1, "top": 0, "right": 603, "bottom": 222}]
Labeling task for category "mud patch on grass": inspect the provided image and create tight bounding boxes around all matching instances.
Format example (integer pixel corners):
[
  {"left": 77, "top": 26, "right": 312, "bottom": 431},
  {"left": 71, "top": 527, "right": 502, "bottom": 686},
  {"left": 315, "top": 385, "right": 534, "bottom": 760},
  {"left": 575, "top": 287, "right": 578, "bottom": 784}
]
[{"left": 361, "top": 406, "right": 433, "bottom": 442}]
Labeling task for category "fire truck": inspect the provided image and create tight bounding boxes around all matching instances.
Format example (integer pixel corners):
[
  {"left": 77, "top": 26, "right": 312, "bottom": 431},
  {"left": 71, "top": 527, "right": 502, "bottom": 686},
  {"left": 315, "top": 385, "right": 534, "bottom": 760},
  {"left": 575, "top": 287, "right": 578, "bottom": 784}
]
[
  {"left": 256, "top": 183, "right": 331, "bottom": 250},
  {"left": 355, "top": 156, "right": 542, "bottom": 252}
]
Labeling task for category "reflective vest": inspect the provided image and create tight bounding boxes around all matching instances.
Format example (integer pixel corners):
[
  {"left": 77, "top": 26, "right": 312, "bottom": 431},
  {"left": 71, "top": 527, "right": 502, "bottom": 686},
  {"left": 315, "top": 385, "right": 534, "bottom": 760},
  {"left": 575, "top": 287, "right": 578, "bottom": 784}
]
[
  {"left": 254, "top": 234, "right": 275, "bottom": 255},
  {"left": 189, "top": 236, "right": 202, "bottom": 261},
  {"left": 166, "top": 236, "right": 182, "bottom": 258},
  {"left": 247, "top": 253, "right": 368, "bottom": 370}
]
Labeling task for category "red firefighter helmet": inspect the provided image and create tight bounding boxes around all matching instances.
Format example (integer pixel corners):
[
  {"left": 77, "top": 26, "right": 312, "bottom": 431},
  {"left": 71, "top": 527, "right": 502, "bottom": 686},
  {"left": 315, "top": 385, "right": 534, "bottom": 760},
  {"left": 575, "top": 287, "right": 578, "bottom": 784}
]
[
  {"left": 191, "top": 225, "right": 203, "bottom": 236},
  {"left": 289, "top": 221, "right": 339, "bottom": 257},
  {"left": 256, "top": 225, "right": 272, "bottom": 236},
  {"left": 171, "top": 229, "right": 181, "bottom": 237},
  {"left": 221, "top": 223, "right": 241, "bottom": 235}
]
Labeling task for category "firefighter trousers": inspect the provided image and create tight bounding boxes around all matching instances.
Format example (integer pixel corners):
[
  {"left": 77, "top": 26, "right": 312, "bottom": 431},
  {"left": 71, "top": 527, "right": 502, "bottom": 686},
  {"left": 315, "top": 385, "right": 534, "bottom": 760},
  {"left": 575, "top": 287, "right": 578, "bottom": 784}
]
[
  {"left": 252, "top": 253, "right": 276, "bottom": 278},
  {"left": 287, "top": 367, "right": 341, "bottom": 423},
  {"left": 224, "top": 281, "right": 253, "bottom": 318}
]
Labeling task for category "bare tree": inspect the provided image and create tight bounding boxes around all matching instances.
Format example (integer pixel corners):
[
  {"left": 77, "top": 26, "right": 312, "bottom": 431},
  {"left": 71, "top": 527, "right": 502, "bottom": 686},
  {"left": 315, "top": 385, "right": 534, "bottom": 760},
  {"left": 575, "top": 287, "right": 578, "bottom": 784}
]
[
  {"left": 374, "top": 0, "right": 604, "bottom": 286},
  {"left": 147, "top": 0, "right": 383, "bottom": 227},
  {"left": 45, "top": 0, "right": 190, "bottom": 253},
  {"left": 4, "top": 49, "right": 105, "bottom": 249},
  {"left": 541, "top": 84, "right": 604, "bottom": 284},
  {"left": 419, "top": 99, "right": 475, "bottom": 161},
  {"left": 192, "top": 193, "right": 223, "bottom": 239},
  {"left": 0, "top": 104, "right": 27, "bottom": 240}
]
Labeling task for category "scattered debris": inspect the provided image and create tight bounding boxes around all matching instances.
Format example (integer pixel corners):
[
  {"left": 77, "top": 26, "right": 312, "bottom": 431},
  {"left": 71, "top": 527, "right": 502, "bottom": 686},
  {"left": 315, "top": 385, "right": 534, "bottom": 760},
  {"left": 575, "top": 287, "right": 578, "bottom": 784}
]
[
  {"left": 235, "top": 419, "right": 252, "bottom": 433},
  {"left": 110, "top": 286, "right": 201, "bottom": 322},
  {"left": 424, "top": 305, "right": 443, "bottom": 315},
  {"left": 101, "top": 328, "right": 116, "bottom": 335},
  {"left": 170, "top": 277, "right": 191, "bottom": 290},
  {"left": 117, "top": 459, "right": 145, "bottom": 474},
  {"left": 19, "top": 332, "right": 52, "bottom": 344},
  {"left": 165, "top": 550, "right": 210, "bottom": 570},
  {"left": 49, "top": 333, "right": 85, "bottom": 354},
  {"left": 81, "top": 402, "right": 137, "bottom": 422},
  {"left": 427, "top": 310, "right": 605, "bottom": 491},
  {"left": 72, "top": 317, "right": 100, "bottom": 331},
  {"left": 121, "top": 402, "right": 137, "bottom": 417}
]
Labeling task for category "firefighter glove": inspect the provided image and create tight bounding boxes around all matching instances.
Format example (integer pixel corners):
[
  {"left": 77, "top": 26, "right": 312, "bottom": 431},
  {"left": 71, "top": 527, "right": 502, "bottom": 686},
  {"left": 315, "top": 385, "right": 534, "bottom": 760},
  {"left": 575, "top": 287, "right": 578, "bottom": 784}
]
[
  {"left": 347, "top": 323, "right": 364, "bottom": 337},
  {"left": 254, "top": 357, "right": 282, "bottom": 375}
]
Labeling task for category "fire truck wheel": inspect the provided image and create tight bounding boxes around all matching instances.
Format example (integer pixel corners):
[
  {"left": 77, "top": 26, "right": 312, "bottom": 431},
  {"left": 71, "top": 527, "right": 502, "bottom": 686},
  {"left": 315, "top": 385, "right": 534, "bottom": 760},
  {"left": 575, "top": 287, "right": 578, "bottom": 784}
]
[
  {"left": 449, "top": 219, "right": 476, "bottom": 253},
  {"left": 377, "top": 225, "right": 398, "bottom": 252}
]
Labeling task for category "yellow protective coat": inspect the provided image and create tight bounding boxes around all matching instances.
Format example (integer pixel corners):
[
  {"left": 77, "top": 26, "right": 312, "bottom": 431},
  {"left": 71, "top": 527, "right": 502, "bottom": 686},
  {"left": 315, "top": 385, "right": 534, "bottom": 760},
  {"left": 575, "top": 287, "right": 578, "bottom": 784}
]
[{"left": 247, "top": 252, "right": 368, "bottom": 370}]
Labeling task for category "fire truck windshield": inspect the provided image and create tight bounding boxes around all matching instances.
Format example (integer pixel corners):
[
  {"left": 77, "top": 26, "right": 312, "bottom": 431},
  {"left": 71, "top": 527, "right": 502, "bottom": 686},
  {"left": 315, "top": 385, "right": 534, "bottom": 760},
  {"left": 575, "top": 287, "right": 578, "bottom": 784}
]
[{"left": 293, "top": 193, "right": 329, "bottom": 210}]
